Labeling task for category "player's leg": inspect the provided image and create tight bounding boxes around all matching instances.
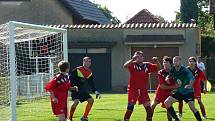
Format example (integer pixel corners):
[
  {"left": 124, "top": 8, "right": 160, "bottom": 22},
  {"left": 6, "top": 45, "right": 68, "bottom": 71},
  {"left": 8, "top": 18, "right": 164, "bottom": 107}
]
[
  {"left": 141, "top": 89, "right": 152, "bottom": 121},
  {"left": 124, "top": 88, "right": 138, "bottom": 121},
  {"left": 57, "top": 114, "right": 66, "bottom": 121},
  {"left": 82, "top": 97, "right": 94, "bottom": 120},
  {"left": 195, "top": 91, "right": 207, "bottom": 119},
  {"left": 186, "top": 93, "right": 202, "bottom": 121},
  {"left": 151, "top": 100, "right": 159, "bottom": 114},
  {"left": 164, "top": 95, "right": 180, "bottom": 121},
  {"left": 178, "top": 101, "right": 183, "bottom": 119},
  {"left": 69, "top": 99, "right": 79, "bottom": 120},
  {"left": 197, "top": 97, "right": 207, "bottom": 119},
  {"left": 187, "top": 101, "right": 202, "bottom": 121},
  {"left": 166, "top": 110, "right": 173, "bottom": 121},
  {"left": 143, "top": 101, "right": 153, "bottom": 121}
]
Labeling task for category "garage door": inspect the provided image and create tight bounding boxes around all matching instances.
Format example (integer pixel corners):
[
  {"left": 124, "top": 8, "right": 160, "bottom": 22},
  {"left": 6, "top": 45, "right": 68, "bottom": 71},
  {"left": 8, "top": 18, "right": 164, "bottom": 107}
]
[{"left": 131, "top": 47, "right": 179, "bottom": 91}]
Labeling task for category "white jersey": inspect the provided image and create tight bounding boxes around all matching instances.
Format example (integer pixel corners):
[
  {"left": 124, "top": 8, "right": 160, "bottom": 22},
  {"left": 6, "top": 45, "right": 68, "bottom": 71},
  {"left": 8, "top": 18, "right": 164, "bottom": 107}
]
[{"left": 197, "top": 62, "right": 206, "bottom": 71}]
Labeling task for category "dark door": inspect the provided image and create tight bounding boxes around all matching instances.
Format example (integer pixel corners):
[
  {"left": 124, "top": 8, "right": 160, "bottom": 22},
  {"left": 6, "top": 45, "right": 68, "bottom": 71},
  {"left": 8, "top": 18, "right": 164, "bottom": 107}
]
[{"left": 68, "top": 48, "right": 111, "bottom": 91}]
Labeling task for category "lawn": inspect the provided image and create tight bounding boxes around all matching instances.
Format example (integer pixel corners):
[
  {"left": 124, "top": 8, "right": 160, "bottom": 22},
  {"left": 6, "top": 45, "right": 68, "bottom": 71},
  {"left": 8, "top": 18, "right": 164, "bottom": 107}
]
[{"left": 14, "top": 93, "right": 215, "bottom": 121}]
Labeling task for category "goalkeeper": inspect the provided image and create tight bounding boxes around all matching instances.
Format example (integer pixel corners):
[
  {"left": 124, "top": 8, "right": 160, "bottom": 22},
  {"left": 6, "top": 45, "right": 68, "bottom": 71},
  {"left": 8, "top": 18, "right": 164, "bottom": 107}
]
[
  {"left": 69, "top": 57, "right": 101, "bottom": 121},
  {"left": 164, "top": 56, "right": 202, "bottom": 121}
]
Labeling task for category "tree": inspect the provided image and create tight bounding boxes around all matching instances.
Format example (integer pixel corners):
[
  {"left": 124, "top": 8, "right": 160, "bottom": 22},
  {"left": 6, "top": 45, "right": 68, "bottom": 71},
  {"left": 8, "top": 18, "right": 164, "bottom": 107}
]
[
  {"left": 94, "top": 3, "right": 121, "bottom": 24},
  {"left": 180, "top": 0, "right": 198, "bottom": 23}
]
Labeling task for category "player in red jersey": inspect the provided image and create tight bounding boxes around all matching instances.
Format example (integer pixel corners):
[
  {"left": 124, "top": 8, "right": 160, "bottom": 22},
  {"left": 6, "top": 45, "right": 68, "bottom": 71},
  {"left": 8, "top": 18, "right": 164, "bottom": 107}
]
[
  {"left": 178, "top": 57, "right": 207, "bottom": 119},
  {"left": 123, "top": 51, "right": 160, "bottom": 121},
  {"left": 151, "top": 56, "right": 179, "bottom": 121},
  {"left": 45, "top": 61, "right": 78, "bottom": 121}
]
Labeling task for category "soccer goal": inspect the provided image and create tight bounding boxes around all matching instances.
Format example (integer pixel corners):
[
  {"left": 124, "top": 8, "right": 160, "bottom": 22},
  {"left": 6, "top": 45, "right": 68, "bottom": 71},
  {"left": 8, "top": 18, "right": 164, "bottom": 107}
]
[{"left": 0, "top": 21, "right": 67, "bottom": 121}]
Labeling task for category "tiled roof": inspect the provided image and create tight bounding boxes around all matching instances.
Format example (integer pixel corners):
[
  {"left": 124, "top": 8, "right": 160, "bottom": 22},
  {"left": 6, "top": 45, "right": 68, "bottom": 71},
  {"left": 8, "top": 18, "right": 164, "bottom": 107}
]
[
  {"left": 46, "top": 23, "right": 197, "bottom": 29},
  {"left": 60, "top": 0, "right": 111, "bottom": 24},
  {"left": 125, "top": 9, "right": 160, "bottom": 24}
]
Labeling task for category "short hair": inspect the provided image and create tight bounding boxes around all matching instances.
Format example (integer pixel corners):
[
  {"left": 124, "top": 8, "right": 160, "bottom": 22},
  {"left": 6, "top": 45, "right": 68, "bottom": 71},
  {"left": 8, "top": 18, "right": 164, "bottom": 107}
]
[
  {"left": 134, "top": 51, "right": 143, "bottom": 56},
  {"left": 83, "top": 56, "right": 91, "bottom": 61},
  {"left": 58, "top": 61, "right": 70, "bottom": 72},
  {"left": 188, "top": 56, "right": 197, "bottom": 62},
  {"left": 163, "top": 56, "right": 173, "bottom": 65},
  {"left": 173, "top": 56, "right": 181, "bottom": 60}
]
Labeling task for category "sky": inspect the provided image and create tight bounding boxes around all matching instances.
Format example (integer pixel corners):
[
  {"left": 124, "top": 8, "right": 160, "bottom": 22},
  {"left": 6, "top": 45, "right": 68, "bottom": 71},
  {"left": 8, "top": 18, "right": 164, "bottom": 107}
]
[{"left": 90, "top": 0, "right": 181, "bottom": 23}]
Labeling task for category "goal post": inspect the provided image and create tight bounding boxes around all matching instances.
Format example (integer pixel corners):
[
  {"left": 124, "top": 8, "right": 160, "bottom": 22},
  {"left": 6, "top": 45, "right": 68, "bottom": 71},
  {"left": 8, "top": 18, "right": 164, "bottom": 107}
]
[{"left": 0, "top": 21, "right": 68, "bottom": 121}]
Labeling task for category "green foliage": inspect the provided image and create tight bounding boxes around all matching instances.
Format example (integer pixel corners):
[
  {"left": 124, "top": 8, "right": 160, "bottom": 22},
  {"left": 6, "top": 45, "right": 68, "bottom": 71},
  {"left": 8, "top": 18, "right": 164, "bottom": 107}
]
[
  {"left": 95, "top": 3, "right": 121, "bottom": 24},
  {"left": 180, "top": 0, "right": 198, "bottom": 23},
  {"left": 201, "top": 36, "right": 215, "bottom": 56},
  {"left": 176, "top": 0, "right": 215, "bottom": 57}
]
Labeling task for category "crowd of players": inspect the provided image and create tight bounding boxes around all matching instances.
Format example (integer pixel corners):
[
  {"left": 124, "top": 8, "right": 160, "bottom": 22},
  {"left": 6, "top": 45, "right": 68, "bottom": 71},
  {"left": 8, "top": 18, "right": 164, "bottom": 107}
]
[{"left": 45, "top": 51, "right": 207, "bottom": 121}]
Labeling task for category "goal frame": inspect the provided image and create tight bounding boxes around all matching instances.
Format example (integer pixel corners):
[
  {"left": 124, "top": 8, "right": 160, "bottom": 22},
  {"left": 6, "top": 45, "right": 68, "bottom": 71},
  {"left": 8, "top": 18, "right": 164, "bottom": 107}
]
[{"left": 8, "top": 21, "right": 68, "bottom": 121}]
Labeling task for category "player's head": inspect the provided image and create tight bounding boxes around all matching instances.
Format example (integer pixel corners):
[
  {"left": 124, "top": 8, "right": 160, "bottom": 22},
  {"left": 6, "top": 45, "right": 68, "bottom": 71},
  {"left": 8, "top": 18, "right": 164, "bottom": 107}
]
[
  {"left": 188, "top": 56, "right": 197, "bottom": 67},
  {"left": 173, "top": 56, "right": 181, "bottom": 67},
  {"left": 58, "top": 61, "right": 70, "bottom": 73},
  {"left": 83, "top": 57, "right": 91, "bottom": 68},
  {"left": 163, "top": 56, "right": 172, "bottom": 70},
  {"left": 197, "top": 56, "right": 201, "bottom": 62},
  {"left": 133, "top": 51, "right": 144, "bottom": 63}
]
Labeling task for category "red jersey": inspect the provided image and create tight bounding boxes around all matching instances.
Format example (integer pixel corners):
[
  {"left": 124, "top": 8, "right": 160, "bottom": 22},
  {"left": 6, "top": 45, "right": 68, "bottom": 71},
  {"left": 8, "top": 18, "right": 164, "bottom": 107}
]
[
  {"left": 128, "top": 62, "right": 158, "bottom": 89},
  {"left": 187, "top": 67, "right": 206, "bottom": 93},
  {"left": 156, "top": 69, "right": 176, "bottom": 96},
  {"left": 45, "top": 73, "right": 71, "bottom": 116}
]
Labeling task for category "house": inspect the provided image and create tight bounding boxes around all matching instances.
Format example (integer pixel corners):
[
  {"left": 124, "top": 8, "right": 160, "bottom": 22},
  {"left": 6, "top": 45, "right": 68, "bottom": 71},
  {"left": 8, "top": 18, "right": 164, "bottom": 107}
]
[
  {"left": 49, "top": 23, "right": 201, "bottom": 92},
  {"left": 0, "top": 0, "right": 110, "bottom": 25},
  {"left": 0, "top": 1, "right": 201, "bottom": 92}
]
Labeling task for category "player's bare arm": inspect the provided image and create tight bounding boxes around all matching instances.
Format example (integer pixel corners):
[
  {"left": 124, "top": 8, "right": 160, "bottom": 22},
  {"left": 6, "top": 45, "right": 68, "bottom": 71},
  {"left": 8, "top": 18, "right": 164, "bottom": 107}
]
[
  {"left": 184, "top": 80, "right": 194, "bottom": 89},
  {"left": 123, "top": 55, "right": 137, "bottom": 68}
]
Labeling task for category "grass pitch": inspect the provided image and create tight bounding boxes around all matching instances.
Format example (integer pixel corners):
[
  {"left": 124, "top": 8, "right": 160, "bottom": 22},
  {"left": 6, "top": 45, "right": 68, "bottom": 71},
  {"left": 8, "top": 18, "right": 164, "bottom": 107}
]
[{"left": 15, "top": 93, "right": 215, "bottom": 121}]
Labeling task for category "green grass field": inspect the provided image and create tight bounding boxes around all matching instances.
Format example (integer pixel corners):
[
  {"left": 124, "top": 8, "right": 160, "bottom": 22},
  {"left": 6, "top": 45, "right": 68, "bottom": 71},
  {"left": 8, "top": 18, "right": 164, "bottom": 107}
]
[{"left": 15, "top": 93, "right": 215, "bottom": 121}]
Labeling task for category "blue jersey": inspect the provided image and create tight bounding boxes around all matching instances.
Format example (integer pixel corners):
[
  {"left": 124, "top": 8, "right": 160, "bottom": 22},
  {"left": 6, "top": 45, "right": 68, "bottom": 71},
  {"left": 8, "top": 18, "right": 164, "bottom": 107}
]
[{"left": 170, "top": 65, "right": 195, "bottom": 94}]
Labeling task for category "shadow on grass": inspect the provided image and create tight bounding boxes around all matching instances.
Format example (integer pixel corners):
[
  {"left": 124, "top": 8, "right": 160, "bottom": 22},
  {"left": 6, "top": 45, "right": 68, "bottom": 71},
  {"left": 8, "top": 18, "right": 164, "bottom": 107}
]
[
  {"left": 95, "top": 108, "right": 123, "bottom": 111},
  {"left": 206, "top": 117, "right": 215, "bottom": 120}
]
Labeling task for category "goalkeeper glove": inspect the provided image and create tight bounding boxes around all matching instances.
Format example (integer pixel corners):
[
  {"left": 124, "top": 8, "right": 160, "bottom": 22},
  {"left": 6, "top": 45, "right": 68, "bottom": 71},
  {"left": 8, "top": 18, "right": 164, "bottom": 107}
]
[{"left": 95, "top": 91, "right": 101, "bottom": 99}]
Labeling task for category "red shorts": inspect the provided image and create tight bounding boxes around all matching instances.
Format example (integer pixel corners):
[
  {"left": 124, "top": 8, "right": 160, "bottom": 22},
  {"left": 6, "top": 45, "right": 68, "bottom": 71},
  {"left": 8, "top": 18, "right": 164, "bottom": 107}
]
[
  {"left": 51, "top": 98, "right": 67, "bottom": 118},
  {"left": 154, "top": 92, "right": 171, "bottom": 108},
  {"left": 194, "top": 88, "right": 201, "bottom": 98},
  {"left": 127, "top": 87, "right": 150, "bottom": 104}
]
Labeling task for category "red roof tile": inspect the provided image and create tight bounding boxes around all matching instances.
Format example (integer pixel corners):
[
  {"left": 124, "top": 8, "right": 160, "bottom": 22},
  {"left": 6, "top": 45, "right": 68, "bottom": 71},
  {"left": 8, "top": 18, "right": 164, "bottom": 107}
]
[
  {"left": 47, "top": 23, "right": 197, "bottom": 29},
  {"left": 125, "top": 9, "right": 160, "bottom": 24}
]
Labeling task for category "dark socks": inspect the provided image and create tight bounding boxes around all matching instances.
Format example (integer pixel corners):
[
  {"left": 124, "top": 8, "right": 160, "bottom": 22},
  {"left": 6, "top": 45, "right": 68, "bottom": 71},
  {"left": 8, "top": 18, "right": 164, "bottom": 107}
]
[
  {"left": 145, "top": 106, "right": 153, "bottom": 121},
  {"left": 194, "top": 111, "right": 202, "bottom": 121},
  {"left": 124, "top": 110, "right": 133, "bottom": 121},
  {"left": 167, "top": 106, "right": 179, "bottom": 120}
]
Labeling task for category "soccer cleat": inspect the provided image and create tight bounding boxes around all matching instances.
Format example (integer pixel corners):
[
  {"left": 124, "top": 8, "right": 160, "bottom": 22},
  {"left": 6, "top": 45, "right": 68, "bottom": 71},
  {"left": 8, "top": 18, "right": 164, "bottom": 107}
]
[
  {"left": 177, "top": 113, "right": 182, "bottom": 120},
  {"left": 203, "top": 115, "right": 207, "bottom": 119},
  {"left": 80, "top": 116, "right": 88, "bottom": 121}
]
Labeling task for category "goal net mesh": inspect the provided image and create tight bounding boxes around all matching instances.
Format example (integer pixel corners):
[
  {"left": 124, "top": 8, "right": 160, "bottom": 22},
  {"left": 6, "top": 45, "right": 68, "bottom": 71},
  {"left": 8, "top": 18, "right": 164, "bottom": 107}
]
[{"left": 0, "top": 22, "right": 66, "bottom": 121}]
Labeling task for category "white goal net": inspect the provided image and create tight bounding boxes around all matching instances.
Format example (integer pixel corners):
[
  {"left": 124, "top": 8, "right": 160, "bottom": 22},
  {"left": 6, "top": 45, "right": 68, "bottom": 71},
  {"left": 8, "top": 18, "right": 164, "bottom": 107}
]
[{"left": 0, "top": 21, "right": 67, "bottom": 121}]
